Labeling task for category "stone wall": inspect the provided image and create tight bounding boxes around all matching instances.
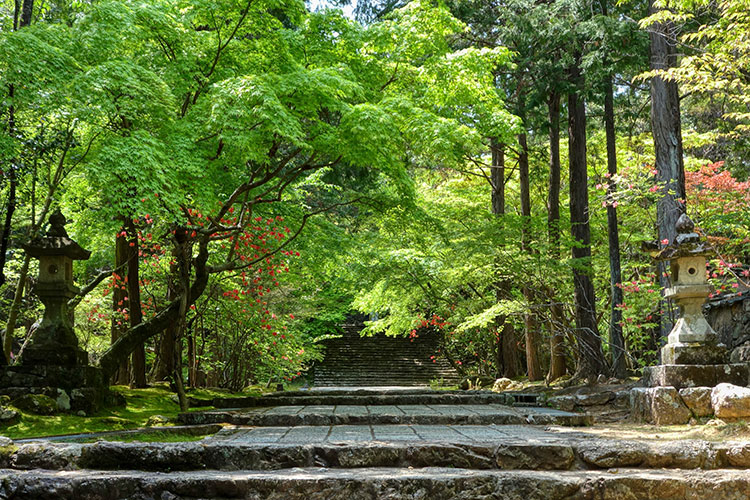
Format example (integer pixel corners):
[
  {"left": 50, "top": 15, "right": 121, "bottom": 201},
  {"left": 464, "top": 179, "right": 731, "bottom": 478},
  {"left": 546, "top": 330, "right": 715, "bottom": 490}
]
[{"left": 706, "top": 292, "right": 750, "bottom": 352}]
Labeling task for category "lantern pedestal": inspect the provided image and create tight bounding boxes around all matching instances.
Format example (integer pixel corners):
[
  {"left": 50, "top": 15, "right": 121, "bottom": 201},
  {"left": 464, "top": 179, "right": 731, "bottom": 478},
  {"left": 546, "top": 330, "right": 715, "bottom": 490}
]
[
  {"left": 0, "top": 211, "right": 122, "bottom": 413},
  {"left": 632, "top": 215, "right": 750, "bottom": 424}
]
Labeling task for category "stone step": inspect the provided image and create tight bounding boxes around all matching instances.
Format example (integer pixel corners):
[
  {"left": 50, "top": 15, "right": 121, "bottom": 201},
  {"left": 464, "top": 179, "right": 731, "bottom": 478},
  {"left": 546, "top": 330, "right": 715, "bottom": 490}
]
[
  {"left": 312, "top": 325, "right": 459, "bottom": 387},
  {"left": 179, "top": 404, "right": 589, "bottom": 427},
  {"left": 3, "top": 467, "right": 749, "bottom": 499},
  {"left": 6, "top": 430, "right": 750, "bottom": 472},
  {"left": 194, "top": 389, "right": 535, "bottom": 409}
]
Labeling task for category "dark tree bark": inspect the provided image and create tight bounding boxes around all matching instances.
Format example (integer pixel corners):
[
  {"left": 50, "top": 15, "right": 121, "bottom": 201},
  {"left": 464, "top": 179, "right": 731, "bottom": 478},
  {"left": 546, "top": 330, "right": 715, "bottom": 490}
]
[
  {"left": 490, "top": 138, "right": 518, "bottom": 379},
  {"left": 111, "top": 231, "right": 130, "bottom": 384},
  {"left": 649, "top": 0, "right": 686, "bottom": 341},
  {"left": 546, "top": 91, "right": 566, "bottom": 382},
  {"left": 568, "top": 55, "right": 608, "bottom": 379},
  {"left": 19, "top": 0, "right": 33, "bottom": 27},
  {"left": 547, "top": 92, "right": 561, "bottom": 251},
  {"left": 602, "top": 33, "right": 627, "bottom": 378},
  {"left": 491, "top": 138, "right": 505, "bottom": 217},
  {"left": 518, "top": 121, "right": 542, "bottom": 381},
  {"left": 127, "top": 220, "right": 147, "bottom": 388},
  {"left": 100, "top": 234, "right": 209, "bottom": 379},
  {"left": 0, "top": 0, "right": 33, "bottom": 302},
  {"left": 152, "top": 269, "right": 178, "bottom": 381}
]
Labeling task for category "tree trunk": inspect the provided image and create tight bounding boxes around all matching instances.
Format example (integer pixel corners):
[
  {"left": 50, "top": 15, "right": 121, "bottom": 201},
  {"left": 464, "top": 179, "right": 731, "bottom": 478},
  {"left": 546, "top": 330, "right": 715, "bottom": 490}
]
[
  {"left": 518, "top": 128, "right": 542, "bottom": 381},
  {"left": 127, "top": 220, "right": 147, "bottom": 388},
  {"left": 568, "top": 55, "right": 608, "bottom": 380},
  {"left": 604, "top": 70, "right": 627, "bottom": 378},
  {"left": 99, "top": 233, "right": 209, "bottom": 381},
  {"left": 19, "top": 0, "right": 33, "bottom": 27},
  {"left": 112, "top": 231, "right": 130, "bottom": 384},
  {"left": 649, "top": 0, "right": 686, "bottom": 342},
  {"left": 152, "top": 271, "right": 178, "bottom": 381},
  {"left": 547, "top": 91, "right": 567, "bottom": 382},
  {"left": 2, "top": 255, "right": 29, "bottom": 363},
  {"left": 0, "top": 0, "right": 33, "bottom": 361},
  {"left": 187, "top": 321, "right": 196, "bottom": 387},
  {"left": 490, "top": 138, "right": 518, "bottom": 379}
]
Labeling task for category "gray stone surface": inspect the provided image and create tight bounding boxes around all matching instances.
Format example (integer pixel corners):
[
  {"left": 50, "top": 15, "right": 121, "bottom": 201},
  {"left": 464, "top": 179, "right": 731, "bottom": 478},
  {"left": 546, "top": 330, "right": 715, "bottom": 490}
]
[
  {"left": 661, "top": 342, "right": 729, "bottom": 365},
  {"left": 198, "top": 389, "right": 519, "bottom": 409},
  {"left": 5, "top": 424, "right": 750, "bottom": 474},
  {"left": 679, "top": 387, "right": 713, "bottom": 417},
  {"left": 3, "top": 467, "right": 750, "bottom": 500},
  {"left": 11, "top": 394, "right": 58, "bottom": 415},
  {"left": 629, "top": 387, "right": 692, "bottom": 425},
  {"left": 179, "top": 404, "right": 589, "bottom": 427},
  {"left": 650, "top": 387, "right": 692, "bottom": 425},
  {"left": 711, "top": 383, "right": 750, "bottom": 419},
  {"left": 0, "top": 407, "right": 19, "bottom": 426},
  {"left": 730, "top": 343, "right": 750, "bottom": 363},
  {"left": 643, "top": 363, "right": 750, "bottom": 389}
]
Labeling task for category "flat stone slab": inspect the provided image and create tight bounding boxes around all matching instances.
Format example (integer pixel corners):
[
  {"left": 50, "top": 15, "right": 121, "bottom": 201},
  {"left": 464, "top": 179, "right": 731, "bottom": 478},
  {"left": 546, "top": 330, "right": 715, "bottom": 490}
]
[
  {"left": 3, "top": 467, "right": 750, "bottom": 500},
  {"left": 644, "top": 363, "right": 750, "bottom": 389},
  {"left": 8, "top": 425, "right": 750, "bottom": 472},
  {"left": 179, "top": 404, "right": 588, "bottom": 426},
  {"left": 195, "top": 389, "right": 532, "bottom": 409}
]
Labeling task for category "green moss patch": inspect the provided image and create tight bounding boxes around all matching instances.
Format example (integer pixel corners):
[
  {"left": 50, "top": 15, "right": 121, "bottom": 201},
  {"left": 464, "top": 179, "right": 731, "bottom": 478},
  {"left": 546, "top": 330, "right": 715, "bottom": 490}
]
[{"left": 0, "top": 384, "right": 255, "bottom": 439}]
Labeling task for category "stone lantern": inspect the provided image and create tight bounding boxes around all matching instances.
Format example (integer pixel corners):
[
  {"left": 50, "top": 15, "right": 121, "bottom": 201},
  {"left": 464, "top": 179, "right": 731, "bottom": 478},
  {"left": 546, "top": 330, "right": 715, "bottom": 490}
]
[
  {"left": 0, "top": 210, "right": 120, "bottom": 412},
  {"left": 655, "top": 214, "right": 727, "bottom": 366},
  {"left": 642, "top": 213, "right": 749, "bottom": 389},
  {"left": 20, "top": 209, "right": 91, "bottom": 366}
]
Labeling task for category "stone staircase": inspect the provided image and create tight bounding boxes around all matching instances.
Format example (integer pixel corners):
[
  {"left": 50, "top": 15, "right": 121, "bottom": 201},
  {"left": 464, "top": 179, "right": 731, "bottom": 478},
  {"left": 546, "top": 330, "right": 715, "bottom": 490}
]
[
  {"left": 3, "top": 388, "right": 750, "bottom": 498},
  {"left": 313, "top": 322, "right": 459, "bottom": 386}
]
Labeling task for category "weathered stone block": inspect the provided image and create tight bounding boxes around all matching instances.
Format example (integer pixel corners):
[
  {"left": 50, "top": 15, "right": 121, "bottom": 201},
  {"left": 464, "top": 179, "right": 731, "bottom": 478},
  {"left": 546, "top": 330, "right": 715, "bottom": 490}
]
[
  {"left": 629, "top": 388, "right": 652, "bottom": 422},
  {"left": 577, "top": 440, "right": 647, "bottom": 468},
  {"left": 661, "top": 342, "right": 729, "bottom": 365},
  {"left": 20, "top": 344, "right": 88, "bottom": 367},
  {"left": 643, "top": 364, "right": 750, "bottom": 389},
  {"left": 730, "top": 344, "right": 750, "bottom": 363},
  {"left": 0, "top": 364, "right": 121, "bottom": 413},
  {"left": 711, "top": 383, "right": 750, "bottom": 419},
  {"left": 11, "top": 394, "right": 58, "bottom": 415},
  {"left": 678, "top": 387, "right": 713, "bottom": 417},
  {"left": 547, "top": 396, "right": 575, "bottom": 412},
  {"left": 650, "top": 387, "right": 692, "bottom": 425},
  {"left": 629, "top": 387, "right": 691, "bottom": 424},
  {"left": 0, "top": 408, "right": 20, "bottom": 426},
  {"left": 495, "top": 442, "right": 575, "bottom": 470},
  {"left": 575, "top": 392, "right": 614, "bottom": 407}
]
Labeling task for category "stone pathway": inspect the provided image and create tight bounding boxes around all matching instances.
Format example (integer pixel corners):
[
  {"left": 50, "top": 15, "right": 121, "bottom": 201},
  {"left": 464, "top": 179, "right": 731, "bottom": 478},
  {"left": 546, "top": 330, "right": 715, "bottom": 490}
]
[
  {"left": 3, "top": 467, "right": 750, "bottom": 499},
  {"left": 209, "top": 423, "right": 591, "bottom": 444},
  {"left": 4, "top": 386, "right": 750, "bottom": 499},
  {"left": 180, "top": 403, "right": 588, "bottom": 426}
]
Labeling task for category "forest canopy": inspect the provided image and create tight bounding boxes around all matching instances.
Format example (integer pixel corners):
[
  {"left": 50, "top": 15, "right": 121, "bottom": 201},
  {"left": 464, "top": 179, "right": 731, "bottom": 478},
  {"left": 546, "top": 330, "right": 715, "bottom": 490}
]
[{"left": 0, "top": 0, "right": 748, "bottom": 390}]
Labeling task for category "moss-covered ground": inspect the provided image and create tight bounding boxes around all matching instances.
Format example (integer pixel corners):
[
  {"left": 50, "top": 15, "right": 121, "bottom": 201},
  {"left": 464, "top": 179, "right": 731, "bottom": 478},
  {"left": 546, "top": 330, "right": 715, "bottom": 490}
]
[{"left": 0, "top": 384, "right": 263, "bottom": 440}]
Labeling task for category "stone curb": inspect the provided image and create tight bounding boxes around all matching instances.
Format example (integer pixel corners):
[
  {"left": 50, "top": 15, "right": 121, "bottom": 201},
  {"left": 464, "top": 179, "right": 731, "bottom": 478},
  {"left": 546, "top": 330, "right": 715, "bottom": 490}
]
[
  {"left": 194, "top": 392, "right": 527, "bottom": 409},
  {"left": 178, "top": 410, "right": 590, "bottom": 427},
  {"left": 4, "top": 438, "right": 750, "bottom": 472},
  {"left": 2, "top": 467, "right": 750, "bottom": 500}
]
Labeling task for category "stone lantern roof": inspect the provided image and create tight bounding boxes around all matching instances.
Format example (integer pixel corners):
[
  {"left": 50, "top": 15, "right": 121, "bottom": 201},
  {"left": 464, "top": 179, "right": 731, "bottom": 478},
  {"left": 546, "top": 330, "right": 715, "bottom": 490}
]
[
  {"left": 654, "top": 213, "right": 712, "bottom": 261},
  {"left": 22, "top": 210, "right": 91, "bottom": 261}
]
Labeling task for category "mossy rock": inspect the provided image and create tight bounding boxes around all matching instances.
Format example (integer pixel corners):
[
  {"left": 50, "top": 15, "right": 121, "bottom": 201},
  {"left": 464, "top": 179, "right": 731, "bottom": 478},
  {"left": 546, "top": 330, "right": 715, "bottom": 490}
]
[
  {"left": 0, "top": 436, "right": 16, "bottom": 467},
  {"left": 0, "top": 408, "right": 20, "bottom": 426},
  {"left": 99, "top": 416, "right": 133, "bottom": 428},
  {"left": 145, "top": 415, "right": 170, "bottom": 427},
  {"left": 11, "top": 394, "right": 58, "bottom": 415}
]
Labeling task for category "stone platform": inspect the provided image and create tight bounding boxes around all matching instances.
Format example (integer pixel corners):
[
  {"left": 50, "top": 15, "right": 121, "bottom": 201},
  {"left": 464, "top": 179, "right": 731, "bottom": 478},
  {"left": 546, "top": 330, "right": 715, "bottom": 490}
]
[
  {"left": 179, "top": 403, "right": 588, "bottom": 426},
  {"left": 643, "top": 363, "right": 750, "bottom": 389},
  {"left": 7, "top": 384, "right": 750, "bottom": 499},
  {"left": 190, "top": 387, "right": 543, "bottom": 409},
  {"left": 0, "top": 363, "right": 120, "bottom": 413}
]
